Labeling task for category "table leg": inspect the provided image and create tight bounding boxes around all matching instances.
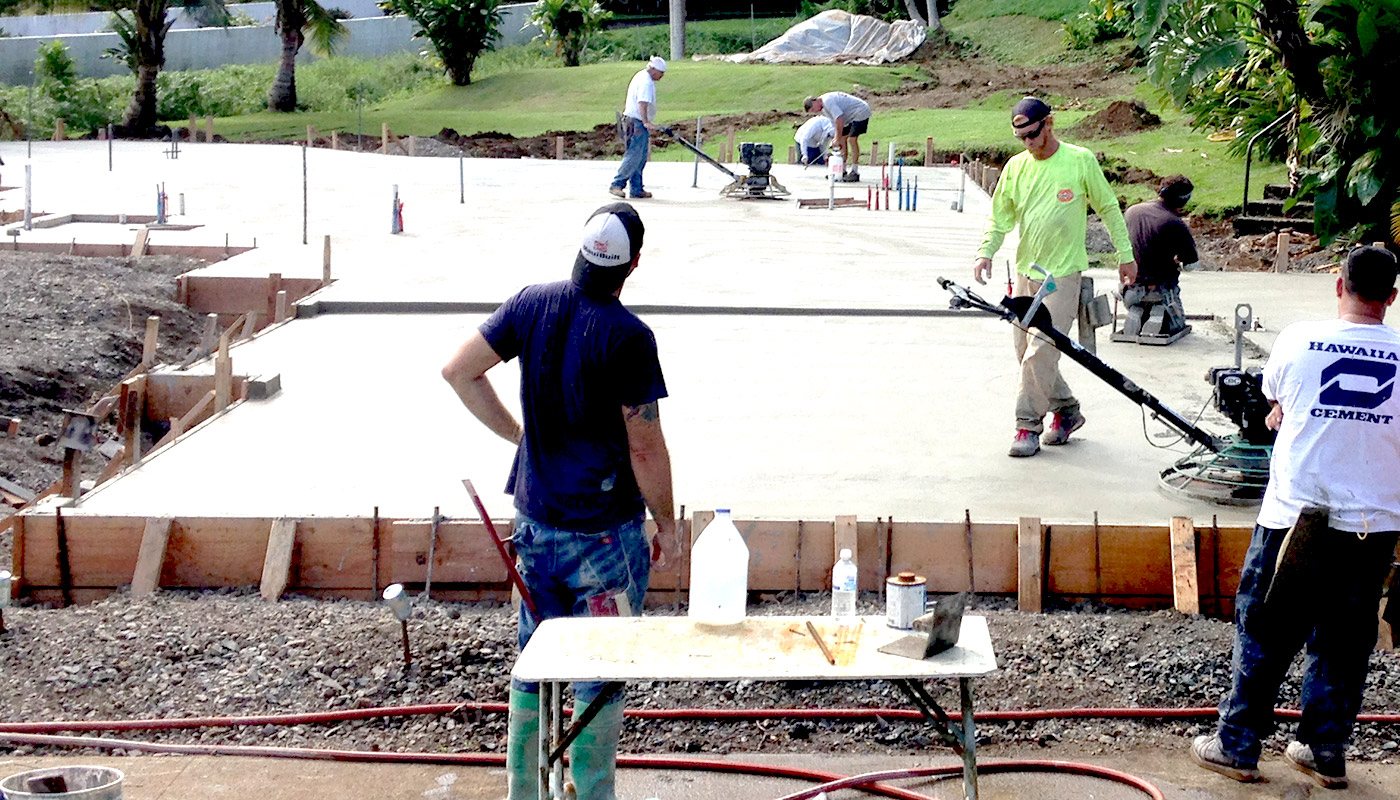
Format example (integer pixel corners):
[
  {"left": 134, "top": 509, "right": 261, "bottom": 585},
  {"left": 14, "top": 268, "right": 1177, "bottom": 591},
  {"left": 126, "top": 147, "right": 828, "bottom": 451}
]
[
  {"left": 537, "top": 681, "right": 552, "bottom": 800},
  {"left": 960, "top": 677, "right": 978, "bottom": 800}
]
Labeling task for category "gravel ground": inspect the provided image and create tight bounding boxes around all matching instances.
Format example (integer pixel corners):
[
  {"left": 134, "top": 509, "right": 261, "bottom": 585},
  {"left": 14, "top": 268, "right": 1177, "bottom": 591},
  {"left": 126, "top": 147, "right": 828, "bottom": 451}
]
[{"left": 2, "top": 592, "right": 1397, "bottom": 766}]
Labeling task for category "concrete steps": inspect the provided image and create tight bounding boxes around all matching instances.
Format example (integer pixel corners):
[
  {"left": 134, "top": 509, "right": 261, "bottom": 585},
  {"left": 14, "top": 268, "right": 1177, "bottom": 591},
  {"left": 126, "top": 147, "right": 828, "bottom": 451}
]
[{"left": 1232, "top": 184, "right": 1313, "bottom": 236}]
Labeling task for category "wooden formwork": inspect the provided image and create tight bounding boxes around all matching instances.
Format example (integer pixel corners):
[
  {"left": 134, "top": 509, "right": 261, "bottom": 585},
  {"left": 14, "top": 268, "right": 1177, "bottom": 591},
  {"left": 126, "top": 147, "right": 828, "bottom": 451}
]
[{"left": 9, "top": 509, "right": 1254, "bottom": 615}]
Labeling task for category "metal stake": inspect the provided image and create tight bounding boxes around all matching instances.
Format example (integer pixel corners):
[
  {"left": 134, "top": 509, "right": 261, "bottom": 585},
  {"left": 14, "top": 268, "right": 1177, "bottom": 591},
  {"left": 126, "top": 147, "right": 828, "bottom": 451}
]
[
  {"left": 459, "top": 151, "right": 465, "bottom": 204},
  {"left": 302, "top": 143, "right": 308, "bottom": 245},
  {"left": 692, "top": 117, "right": 702, "bottom": 188},
  {"left": 24, "top": 164, "right": 32, "bottom": 230},
  {"left": 108, "top": 124, "right": 114, "bottom": 171}
]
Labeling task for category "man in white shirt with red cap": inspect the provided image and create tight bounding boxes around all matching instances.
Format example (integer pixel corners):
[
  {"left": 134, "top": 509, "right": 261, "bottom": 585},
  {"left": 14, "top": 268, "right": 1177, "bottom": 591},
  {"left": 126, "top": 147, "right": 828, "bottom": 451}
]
[{"left": 610, "top": 57, "right": 666, "bottom": 199}]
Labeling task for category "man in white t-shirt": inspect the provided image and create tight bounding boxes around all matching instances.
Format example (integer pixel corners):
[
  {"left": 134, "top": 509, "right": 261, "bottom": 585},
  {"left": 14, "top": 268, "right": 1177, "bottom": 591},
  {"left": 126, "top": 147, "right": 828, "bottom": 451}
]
[
  {"left": 610, "top": 57, "right": 666, "bottom": 200},
  {"left": 1192, "top": 245, "right": 1400, "bottom": 790},
  {"left": 802, "top": 91, "right": 871, "bottom": 181},
  {"left": 794, "top": 115, "right": 835, "bottom": 165}
]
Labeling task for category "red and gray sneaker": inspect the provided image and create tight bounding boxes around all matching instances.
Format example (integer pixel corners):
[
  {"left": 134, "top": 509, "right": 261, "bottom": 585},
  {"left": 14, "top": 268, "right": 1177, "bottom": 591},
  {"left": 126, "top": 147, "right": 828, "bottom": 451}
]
[
  {"left": 1042, "top": 410, "right": 1085, "bottom": 446},
  {"left": 1008, "top": 429, "right": 1040, "bottom": 457},
  {"left": 1285, "top": 741, "right": 1348, "bottom": 789},
  {"left": 1191, "top": 734, "right": 1261, "bottom": 782}
]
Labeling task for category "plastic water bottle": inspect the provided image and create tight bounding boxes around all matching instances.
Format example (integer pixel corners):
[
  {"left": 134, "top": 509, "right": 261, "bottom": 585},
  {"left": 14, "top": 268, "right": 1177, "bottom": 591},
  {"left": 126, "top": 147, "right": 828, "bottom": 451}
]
[
  {"left": 831, "top": 548, "right": 857, "bottom": 620},
  {"left": 688, "top": 509, "right": 749, "bottom": 625}
]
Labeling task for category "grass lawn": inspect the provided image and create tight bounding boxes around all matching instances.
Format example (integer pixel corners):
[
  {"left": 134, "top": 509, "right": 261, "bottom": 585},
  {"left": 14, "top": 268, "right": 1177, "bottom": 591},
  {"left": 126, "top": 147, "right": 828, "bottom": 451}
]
[
  {"left": 212, "top": 61, "right": 926, "bottom": 140},
  {"left": 203, "top": 6, "right": 1283, "bottom": 217}
]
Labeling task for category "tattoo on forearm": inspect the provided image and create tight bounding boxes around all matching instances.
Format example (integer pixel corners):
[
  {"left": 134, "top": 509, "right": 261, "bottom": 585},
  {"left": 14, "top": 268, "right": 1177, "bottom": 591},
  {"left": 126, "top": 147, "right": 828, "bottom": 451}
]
[{"left": 625, "top": 401, "right": 660, "bottom": 422}]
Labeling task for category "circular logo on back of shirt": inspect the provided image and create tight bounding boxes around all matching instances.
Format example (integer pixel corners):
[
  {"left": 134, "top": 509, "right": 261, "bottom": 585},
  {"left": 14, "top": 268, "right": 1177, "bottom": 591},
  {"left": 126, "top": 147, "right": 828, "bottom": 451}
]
[{"left": 1057, "top": 188, "right": 1075, "bottom": 202}]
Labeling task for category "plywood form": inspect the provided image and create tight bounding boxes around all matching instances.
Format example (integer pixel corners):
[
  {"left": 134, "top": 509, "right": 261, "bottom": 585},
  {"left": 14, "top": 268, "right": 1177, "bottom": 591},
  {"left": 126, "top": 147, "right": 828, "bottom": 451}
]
[{"left": 1170, "top": 516, "right": 1201, "bottom": 615}]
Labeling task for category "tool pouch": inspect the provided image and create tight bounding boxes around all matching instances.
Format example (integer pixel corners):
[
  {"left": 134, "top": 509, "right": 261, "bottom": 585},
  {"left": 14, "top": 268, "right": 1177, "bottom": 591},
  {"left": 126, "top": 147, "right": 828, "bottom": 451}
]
[
  {"left": 1258, "top": 507, "right": 1332, "bottom": 640},
  {"left": 614, "top": 111, "right": 627, "bottom": 143}
]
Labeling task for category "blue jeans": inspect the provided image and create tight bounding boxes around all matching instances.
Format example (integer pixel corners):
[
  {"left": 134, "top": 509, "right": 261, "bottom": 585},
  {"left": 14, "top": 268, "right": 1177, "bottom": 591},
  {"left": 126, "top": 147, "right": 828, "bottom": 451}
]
[
  {"left": 803, "top": 145, "right": 826, "bottom": 165},
  {"left": 611, "top": 119, "right": 649, "bottom": 197},
  {"left": 510, "top": 512, "right": 651, "bottom": 702},
  {"left": 1216, "top": 523, "right": 1397, "bottom": 764}
]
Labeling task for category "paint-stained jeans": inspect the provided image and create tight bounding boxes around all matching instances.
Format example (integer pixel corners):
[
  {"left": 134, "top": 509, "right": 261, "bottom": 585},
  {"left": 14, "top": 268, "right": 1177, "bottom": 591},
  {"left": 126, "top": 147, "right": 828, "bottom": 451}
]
[
  {"left": 1216, "top": 523, "right": 1398, "bottom": 765},
  {"left": 1122, "top": 283, "right": 1187, "bottom": 334},
  {"left": 611, "top": 119, "right": 650, "bottom": 197},
  {"left": 510, "top": 512, "right": 651, "bottom": 702},
  {"left": 1012, "top": 271, "right": 1083, "bottom": 433}
]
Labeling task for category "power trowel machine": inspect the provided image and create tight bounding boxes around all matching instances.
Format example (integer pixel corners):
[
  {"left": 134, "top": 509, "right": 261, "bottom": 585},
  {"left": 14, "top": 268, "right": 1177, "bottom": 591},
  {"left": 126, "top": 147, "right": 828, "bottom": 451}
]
[
  {"left": 662, "top": 128, "right": 790, "bottom": 200},
  {"left": 939, "top": 274, "right": 1275, "bottom": 504}
]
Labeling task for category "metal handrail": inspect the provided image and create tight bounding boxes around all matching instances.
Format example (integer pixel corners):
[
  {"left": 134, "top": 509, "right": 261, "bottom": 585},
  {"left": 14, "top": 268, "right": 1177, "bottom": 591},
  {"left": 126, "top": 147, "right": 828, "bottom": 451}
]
[{"left": 1242, "top": 110, "right": 1296, "bottom": 213}]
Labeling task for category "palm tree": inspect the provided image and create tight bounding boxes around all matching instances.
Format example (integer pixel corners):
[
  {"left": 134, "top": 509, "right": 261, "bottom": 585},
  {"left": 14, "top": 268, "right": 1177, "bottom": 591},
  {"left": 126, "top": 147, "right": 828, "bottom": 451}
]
[
  {"left": 268, "top": 0, "right": 347, "bottom": 112},
  {"left": 104, "top": 0, "right": 230, "bottom": 136},
  {"left": 104, "top": 0, "right": 174, "bottom": 134}
]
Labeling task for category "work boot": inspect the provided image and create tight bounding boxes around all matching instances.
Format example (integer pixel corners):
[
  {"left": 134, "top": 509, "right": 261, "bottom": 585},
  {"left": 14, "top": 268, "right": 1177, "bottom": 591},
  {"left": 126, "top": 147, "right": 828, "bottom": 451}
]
[
  {"left": 568, "top": 695, "right": 625, "bottom": 800},
  {"left": 1190, "top": 734, "right": 1260, "bottom": 782},
  {"left": 1042, "top": 410, "right": 1085, "bottom": 446},
  {"left": 608, "top": 186, "right": 625, "bottom": 198},
  {"left": 506, "top": 688, "right": 540, "bottom": 799},
  {"left": 840, "top": 168, "right": 860, "bottom": 183},
  {"left": 1008, "top": 429, "right": 1040, "bottom": 458},
  {"left": 630, "top": 190, "right": 653, "bottom": 199},
  {"left": 1285, "top": 741, "right": 1348, "bottom": 789}
]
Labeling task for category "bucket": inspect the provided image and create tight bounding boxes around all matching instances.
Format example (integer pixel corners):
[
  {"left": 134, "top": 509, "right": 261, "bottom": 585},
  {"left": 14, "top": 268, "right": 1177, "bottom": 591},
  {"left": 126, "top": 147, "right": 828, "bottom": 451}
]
[
  {"left": 1, "top": 766, "right": 124, "bottom": 800},
  {"left": 885, "top": 572, "right": 927, "bottom": 630},
  {"left": 688, "top": 509, "right": 749, "bottom": 626}
]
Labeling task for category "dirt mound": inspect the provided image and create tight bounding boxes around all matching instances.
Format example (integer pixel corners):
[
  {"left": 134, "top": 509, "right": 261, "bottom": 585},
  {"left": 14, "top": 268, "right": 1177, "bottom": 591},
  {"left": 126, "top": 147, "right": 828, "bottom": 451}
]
[
  {"left": 0, "top": 252, "right": 205, "bottom": 497},
  {"left": 1068, "top": 99, "right": 1161, "bottom": 139}
]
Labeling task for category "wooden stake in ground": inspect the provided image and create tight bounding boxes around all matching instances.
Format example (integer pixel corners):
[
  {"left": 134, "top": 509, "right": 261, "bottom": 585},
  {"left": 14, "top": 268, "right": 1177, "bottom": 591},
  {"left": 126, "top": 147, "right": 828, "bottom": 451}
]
[
  {"left": 1274, "top": 231, "right": 1292, "bottom": 273},
  {"left": 1017, "top": 516, "right": 1044, "bottom": 612},
  {"left": 260, "top": 518, "right": 298, "bottom": 601},
  {"left": 1170, "top": 516, "right": 1200, "bottom": 615},
  {"left": 131, "top": 517, "right": 173, "bottom": 598}
]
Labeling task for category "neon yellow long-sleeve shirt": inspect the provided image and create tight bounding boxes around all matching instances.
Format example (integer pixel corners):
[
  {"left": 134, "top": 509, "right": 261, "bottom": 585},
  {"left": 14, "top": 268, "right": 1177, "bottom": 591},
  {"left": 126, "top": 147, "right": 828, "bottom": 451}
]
[{"left": 976, "top": 142, "right": 1133, "bottom": 278}]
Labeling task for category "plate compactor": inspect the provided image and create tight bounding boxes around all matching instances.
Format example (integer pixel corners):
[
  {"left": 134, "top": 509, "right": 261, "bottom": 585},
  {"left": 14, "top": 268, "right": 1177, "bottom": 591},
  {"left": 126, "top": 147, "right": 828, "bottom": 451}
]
[
  {"left": 940, "top": 276, "right": 1274, "bottom": 505},
  {"left": 662, "top": 128, "right": 790, "bottom": 200}
]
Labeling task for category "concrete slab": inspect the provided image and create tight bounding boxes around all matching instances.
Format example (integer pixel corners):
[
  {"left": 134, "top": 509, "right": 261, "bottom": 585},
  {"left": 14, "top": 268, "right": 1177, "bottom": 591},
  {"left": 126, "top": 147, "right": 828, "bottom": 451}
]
[
  {"left": 6, "top": 140, "right": 1389, "bottom": 528},
  {"left": 4, "top": 750, "right": 1398, "bottom": 799}
]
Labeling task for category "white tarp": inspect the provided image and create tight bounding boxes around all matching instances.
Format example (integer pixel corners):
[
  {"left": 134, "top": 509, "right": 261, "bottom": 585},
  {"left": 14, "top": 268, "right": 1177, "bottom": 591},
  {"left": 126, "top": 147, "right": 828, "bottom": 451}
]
[{"left": 726, "top": 10, "right": 929, "bottom": 65}]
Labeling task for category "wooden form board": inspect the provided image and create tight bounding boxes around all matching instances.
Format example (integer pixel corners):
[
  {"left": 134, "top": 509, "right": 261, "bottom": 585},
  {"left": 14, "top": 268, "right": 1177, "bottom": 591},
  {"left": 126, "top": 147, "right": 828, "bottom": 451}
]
[
  {"left": 388, "top": 520, "right": 509, "bottom": 586},
  {"left": 12, "top": 510, "right": 1253, "bottom": 610},
  {"left": 180, "top": 275, "right": 323, "bottom": 318},
  {"left": 144, "top": 374, "right": 247, "bottom": 423},
  {"left": 18, "top": 515, "right": 375, "bottom": 591}
]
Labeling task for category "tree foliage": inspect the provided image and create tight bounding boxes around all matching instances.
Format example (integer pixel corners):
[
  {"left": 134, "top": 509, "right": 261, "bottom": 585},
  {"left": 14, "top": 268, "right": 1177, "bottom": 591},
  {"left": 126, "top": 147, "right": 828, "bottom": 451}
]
[
  {"left": 380, "top": 0, "right": 502, "bottom": 86},
  {"left": 527, "top": 0, "right": 611, "bottom": 67},
  {"left": 1139, "top": 0, "right": 1400, "bottom": 244}
]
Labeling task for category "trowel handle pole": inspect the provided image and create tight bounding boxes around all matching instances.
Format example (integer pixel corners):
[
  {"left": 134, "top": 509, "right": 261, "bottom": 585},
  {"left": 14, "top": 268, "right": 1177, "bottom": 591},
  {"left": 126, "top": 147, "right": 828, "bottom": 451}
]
[{"left": 461, "top": 479, "right": 540, "bottom": 617}]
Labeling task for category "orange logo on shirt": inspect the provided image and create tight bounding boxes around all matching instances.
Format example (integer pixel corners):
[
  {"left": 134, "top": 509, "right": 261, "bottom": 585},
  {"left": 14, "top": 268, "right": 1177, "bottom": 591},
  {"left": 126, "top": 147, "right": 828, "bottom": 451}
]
[{"left": 1057, "top": 189, "right": 1075, "bottom": 202}]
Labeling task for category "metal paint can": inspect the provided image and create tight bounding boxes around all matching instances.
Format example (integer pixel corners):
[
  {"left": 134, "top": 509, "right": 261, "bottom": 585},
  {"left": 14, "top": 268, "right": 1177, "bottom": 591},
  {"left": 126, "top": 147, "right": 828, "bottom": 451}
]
[{"left": 885, "top": 571, "right": 927, "bottom": 629}]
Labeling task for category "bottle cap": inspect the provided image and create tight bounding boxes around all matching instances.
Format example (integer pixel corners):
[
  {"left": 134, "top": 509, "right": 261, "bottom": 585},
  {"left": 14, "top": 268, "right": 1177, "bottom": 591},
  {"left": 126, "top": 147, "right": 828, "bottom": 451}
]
[{"left": 840, "top": 548, "right": 852, "bottom": 560}]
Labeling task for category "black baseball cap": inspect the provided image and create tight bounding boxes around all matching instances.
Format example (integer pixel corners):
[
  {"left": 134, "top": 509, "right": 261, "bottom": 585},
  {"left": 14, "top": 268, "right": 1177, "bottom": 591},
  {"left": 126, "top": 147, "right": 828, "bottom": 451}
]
[{"left": 1012, "top": 97, "right": 1052, "bottom": 128}]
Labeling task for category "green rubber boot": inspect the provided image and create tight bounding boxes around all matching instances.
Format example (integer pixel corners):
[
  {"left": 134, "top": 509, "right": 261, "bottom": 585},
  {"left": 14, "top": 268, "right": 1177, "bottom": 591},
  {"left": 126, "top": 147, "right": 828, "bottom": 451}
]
[
  {"left": 507, "top": 688, "right": 540, "bottom": 800},
  {"left": 568, "top": 696, "right": 625, "bottom": 800}
]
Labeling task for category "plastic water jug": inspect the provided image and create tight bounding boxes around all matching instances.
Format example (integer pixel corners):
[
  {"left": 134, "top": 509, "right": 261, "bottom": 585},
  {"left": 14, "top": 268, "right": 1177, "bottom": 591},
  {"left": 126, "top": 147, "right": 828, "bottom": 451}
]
[
  {"left": 831, "top": 549, "right": 857, "bottom": 621},
  {"left": 688, "top": 509, "right": 749, "bottom": 625},
  {"left": 828, "top": 150, "right": 845, "bottom": 180}
]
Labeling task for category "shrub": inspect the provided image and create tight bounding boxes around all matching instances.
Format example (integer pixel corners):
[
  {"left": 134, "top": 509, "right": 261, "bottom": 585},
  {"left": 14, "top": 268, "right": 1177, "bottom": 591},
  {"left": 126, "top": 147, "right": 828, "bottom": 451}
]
[
  {"left": 380, "top": 0, "right": 503, "bottom": 85},
  {"left": 528, "top": 0, "right": 612, "bottom": 67}
]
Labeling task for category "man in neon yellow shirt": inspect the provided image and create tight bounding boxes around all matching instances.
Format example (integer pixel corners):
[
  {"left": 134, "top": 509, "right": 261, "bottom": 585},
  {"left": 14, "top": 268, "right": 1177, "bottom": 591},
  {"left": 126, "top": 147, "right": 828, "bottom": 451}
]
[{"left": 973, "top": 97, "right": 1138, "bottom": 457}]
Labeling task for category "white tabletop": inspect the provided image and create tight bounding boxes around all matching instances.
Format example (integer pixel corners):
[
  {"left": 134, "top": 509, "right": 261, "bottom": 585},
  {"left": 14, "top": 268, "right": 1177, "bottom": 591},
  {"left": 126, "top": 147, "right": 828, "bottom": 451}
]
[{"left": 513, "top": 614, "right": 997, "bottom": 683}]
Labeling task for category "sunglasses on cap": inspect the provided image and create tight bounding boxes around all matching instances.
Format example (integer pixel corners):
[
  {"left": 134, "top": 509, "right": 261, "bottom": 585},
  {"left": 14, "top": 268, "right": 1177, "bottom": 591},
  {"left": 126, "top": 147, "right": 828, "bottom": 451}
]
[{"left": 1014, "top": 118, "right": 1047, "bottom": 141}]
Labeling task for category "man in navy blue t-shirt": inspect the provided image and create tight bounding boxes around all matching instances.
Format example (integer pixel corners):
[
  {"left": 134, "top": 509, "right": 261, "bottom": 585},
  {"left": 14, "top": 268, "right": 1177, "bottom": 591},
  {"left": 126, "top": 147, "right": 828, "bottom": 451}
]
[{"left": 442, "top": 202, "right": 676, "bottom": 800}]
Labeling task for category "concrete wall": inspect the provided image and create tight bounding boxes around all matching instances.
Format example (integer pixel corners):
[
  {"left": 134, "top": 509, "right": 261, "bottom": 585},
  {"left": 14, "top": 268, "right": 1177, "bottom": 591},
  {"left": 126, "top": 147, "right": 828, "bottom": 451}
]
[{"left": 0, "top": 3, "right": 541, "bottom": 84}]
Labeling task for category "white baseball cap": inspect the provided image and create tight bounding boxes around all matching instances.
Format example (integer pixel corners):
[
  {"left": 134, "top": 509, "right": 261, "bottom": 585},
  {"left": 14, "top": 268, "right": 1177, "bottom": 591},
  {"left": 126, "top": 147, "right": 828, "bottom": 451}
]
[{"left": 648, "top": 56, "right": 667, "bottom": 72}]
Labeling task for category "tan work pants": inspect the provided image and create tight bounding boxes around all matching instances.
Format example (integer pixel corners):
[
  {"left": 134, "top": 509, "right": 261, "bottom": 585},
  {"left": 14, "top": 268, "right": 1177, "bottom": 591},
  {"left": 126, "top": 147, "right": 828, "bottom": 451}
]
[{"left": 1012, "top": 271, "right": 1083, "bottom": 433}]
